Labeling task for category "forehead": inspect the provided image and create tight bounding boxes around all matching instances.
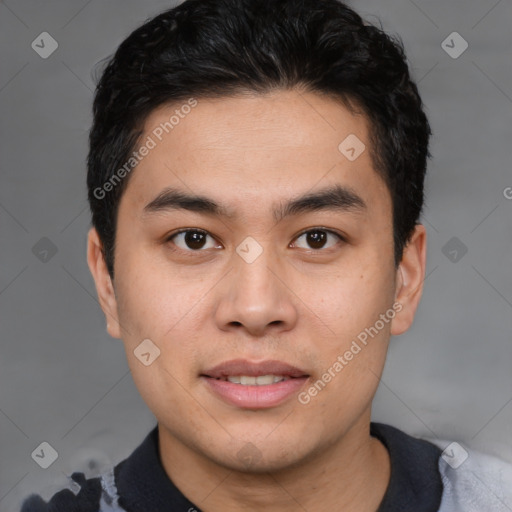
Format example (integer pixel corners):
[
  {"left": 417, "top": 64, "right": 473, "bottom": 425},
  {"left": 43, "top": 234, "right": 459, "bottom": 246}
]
[{"left": 119, "top": 89, "right": 390, "bottom": 220}]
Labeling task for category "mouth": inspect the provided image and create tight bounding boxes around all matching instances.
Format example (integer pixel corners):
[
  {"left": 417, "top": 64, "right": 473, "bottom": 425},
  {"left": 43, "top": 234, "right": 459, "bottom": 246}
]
[
  {"left": 214, "top": 375, "right": 295, "bottom": 385},
  {"left": 201, "top": 359, "right": 310, "bottom": 409}
]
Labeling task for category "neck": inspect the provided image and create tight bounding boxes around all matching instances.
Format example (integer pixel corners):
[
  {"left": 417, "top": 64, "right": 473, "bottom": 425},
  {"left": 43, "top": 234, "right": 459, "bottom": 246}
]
[{"left": 159, "top": 411, "right": 391, "bottom": 512}]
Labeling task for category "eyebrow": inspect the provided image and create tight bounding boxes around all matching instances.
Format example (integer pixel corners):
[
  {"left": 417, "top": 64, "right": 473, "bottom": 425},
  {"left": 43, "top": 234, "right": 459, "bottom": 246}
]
[{"left": 142, "top": 184, "right": 367, "bottom": 223}]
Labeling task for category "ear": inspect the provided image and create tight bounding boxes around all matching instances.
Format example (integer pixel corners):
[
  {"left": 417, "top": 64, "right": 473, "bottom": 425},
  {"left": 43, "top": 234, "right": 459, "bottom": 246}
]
[
  {"left": 86, "top": 227, "right": 122, "bottom": 339},
  {"left": 390, "top": 224, "right": 427, "bottom": 336}
]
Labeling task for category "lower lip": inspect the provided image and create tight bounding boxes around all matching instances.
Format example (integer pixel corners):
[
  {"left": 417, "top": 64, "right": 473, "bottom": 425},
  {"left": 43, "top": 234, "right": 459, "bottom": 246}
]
[{"left": 201, "top": 376, "right": 309, "bottom": 409}]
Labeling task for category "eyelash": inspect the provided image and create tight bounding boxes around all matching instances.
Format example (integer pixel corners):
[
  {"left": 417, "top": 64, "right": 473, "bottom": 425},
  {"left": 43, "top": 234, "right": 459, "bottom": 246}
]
[{"left": 165, "top": 227, "right": 346, "bottom": 253}]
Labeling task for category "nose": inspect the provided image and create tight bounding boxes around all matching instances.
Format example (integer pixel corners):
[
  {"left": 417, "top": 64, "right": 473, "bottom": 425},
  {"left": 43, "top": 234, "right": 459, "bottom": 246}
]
[{"left": 214, "top": 241, "right": 298, "bottom": 338}]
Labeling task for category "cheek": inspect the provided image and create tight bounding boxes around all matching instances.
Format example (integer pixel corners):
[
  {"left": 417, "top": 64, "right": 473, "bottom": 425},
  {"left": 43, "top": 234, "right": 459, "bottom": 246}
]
[
  {"left": 114, "top": 248, "right": 205, "bottom": 341},
  {"left": 308, "top": 263, "right": 394, "bottom": 338},
  {"left": 305, "top": 265, "right": 394, "bottom": 399},
  {"left": 113, "top": 252, "right": 208, "bottom": 384},
  {"left": 301, "top": 316, "right": 391, "bottom": 426}
]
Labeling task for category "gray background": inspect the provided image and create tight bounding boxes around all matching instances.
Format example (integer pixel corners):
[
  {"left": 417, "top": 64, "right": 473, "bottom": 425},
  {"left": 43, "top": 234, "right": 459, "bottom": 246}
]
[{"left": 1, "top": 0, "right": 511, "bottom": 510}]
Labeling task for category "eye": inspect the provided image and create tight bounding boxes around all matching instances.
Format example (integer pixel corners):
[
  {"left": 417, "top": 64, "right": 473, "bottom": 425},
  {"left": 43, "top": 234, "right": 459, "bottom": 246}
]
[
  {"left": 166, "top": 227, "right": 345, "bottom": 253},
  {"left": 292, "top": 228, "right": 344, "bottom": 251},
  {"left": 167, "top": 229, "right": 220, "bottom": 251}
]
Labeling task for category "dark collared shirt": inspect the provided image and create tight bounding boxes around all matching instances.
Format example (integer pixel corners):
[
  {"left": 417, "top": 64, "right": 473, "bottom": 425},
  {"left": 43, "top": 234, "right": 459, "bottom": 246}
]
[{"left": 21, "top": 422, "right": 445, "bottom": 512}]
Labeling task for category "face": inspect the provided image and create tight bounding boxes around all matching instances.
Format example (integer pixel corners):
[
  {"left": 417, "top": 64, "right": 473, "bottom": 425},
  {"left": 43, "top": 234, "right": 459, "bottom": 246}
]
[{"left": 88, "top": 89, "right": 426, "bottom": 472}]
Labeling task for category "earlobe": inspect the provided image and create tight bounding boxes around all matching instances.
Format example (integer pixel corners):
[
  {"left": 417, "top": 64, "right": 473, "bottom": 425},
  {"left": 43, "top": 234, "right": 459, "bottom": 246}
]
[
  {"left": 86, "top": 227, "right": 122, "bottom": 339},
  {"left": 390, "top": 224, "right": 427, "bottom": 336}
]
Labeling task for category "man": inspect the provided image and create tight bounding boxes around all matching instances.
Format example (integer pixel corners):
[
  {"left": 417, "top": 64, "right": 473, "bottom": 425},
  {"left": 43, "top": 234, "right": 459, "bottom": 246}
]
[{"left": 21, "top": 0, "right": 512, "bottom": 510}]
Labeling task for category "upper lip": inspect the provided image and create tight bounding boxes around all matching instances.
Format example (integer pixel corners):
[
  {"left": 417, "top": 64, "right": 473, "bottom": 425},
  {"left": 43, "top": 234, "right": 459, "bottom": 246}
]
[{"left": 202, "top": 359, "right": 309, "bottom": 379}]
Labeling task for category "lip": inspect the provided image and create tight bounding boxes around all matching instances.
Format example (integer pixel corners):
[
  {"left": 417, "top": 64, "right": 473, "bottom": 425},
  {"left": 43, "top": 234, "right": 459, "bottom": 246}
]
[
  {"left": 202, "top": 359, "right": 309, "bottom": 379},
  {"left": 201, "top": 359, "right": 310, "bottom": 409}
]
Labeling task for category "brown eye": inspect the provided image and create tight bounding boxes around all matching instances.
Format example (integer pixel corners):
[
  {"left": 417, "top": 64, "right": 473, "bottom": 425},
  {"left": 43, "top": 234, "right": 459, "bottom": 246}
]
[
  {"left": 168, "top": 230, "right": 219, "bottom": 251},
  {"left": 293, "top": 229, "right": 343, "bottom": 250}
]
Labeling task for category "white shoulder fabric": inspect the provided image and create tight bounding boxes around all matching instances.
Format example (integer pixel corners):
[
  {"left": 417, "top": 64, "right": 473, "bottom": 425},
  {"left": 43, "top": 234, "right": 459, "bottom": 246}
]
[
  {"left": 427, "top": 439, "right": 512, "bottom": 512},
  {"left": 98, "top": 467, "right": 125, "bottom": 512},
  {"left": 94, "top": 444, "right": 512, "bottom": 512}
]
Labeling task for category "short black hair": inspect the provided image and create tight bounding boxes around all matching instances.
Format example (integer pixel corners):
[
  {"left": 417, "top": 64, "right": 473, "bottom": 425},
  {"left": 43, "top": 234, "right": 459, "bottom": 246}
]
[{"left": 87, "top": 0, "right": 431, "bottom": 279}]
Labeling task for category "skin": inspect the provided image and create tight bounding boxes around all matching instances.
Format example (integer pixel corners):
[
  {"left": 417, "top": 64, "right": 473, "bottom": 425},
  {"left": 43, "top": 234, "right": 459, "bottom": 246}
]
[{"left": 87, "top": 89, "right": 426, "bottom": 512}]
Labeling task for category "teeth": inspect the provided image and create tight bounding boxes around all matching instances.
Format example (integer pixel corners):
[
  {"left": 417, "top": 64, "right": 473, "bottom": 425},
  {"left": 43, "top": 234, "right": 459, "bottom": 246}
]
[{"left": 226, "top": 375, "right": 288, "bottom": 385}]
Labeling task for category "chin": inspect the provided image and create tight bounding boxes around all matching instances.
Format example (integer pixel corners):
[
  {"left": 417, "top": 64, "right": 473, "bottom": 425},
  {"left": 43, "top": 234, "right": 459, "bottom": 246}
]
[{"left": 207, "top": 438, "right": 318, "bottom": 475}]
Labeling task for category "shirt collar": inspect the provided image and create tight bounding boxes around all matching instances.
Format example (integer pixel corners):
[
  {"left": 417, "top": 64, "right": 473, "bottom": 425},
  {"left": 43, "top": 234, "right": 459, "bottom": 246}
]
[{"left": 114, "top": 422, "right": 443, "bottom": 512}]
